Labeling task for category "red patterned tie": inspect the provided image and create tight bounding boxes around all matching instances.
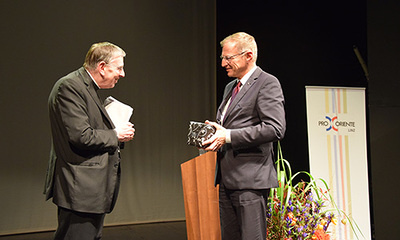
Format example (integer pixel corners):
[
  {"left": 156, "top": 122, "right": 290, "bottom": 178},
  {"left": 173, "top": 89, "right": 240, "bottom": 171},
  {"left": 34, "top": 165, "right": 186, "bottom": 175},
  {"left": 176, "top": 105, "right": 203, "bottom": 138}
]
[{"left": 231, "top": 81, "right": 242, "bottom": 102}]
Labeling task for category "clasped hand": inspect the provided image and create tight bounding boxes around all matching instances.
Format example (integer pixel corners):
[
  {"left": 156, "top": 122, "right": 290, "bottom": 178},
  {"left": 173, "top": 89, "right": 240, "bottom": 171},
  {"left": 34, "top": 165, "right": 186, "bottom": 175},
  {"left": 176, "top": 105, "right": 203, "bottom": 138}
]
[
  {"left": 202, "top": 120, "right": 226, "bottom": 152},
  {"left": 115, "top": 122, "right": 135, "bottom": 142}
]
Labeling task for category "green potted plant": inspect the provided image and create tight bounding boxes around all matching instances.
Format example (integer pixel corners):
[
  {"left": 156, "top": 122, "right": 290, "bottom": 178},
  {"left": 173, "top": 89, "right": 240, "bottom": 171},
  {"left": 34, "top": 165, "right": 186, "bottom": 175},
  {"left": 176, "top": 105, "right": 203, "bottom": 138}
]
[{"left": 266, "top": 142, "right": 364, "bottom": 240}]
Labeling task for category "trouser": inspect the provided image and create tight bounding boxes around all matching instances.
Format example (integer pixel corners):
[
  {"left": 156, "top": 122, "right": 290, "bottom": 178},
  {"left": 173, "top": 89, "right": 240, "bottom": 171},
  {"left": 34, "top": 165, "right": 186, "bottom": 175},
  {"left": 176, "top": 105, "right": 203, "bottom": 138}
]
[
  {"left": 53, "top": 207, "right": 106, "bottom": 240},
  {"left": 219, "top": 185, "right": 269, "bottom": 240}
]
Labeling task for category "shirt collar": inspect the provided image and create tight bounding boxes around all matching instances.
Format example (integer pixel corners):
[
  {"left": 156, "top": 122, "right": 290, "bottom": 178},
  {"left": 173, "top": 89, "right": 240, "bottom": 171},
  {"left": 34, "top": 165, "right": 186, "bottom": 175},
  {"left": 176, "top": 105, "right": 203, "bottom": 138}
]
[
  {"left": 238, "top": 65, "right": 257, "bottom": 86},
  {"left": 85, "top": 69, "right": 100, "bottom": 89}
]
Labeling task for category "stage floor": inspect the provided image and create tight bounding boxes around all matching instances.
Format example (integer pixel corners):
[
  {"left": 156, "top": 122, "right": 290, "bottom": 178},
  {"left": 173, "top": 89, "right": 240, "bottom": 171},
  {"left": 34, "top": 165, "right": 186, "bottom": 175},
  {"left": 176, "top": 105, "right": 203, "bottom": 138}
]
[{"left": 0, "top": 221, "right": 187, "bottom": 240}]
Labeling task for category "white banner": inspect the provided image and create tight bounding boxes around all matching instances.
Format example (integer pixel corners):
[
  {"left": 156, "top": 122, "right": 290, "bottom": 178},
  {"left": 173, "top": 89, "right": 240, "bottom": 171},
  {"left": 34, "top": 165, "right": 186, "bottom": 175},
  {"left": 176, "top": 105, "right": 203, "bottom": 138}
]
[{"left": 305, "top": 86, "right": 371, "bottom": 240}]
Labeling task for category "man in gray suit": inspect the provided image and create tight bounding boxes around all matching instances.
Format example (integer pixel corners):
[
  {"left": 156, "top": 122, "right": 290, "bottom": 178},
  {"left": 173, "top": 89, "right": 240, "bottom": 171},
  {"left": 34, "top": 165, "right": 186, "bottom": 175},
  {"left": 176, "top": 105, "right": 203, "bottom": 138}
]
[
  {"left": 203, "top": 32, "right": 286, "bottom": 240},
  {"left": 44, "top": 42, "right": 135, "bottom": 240}
]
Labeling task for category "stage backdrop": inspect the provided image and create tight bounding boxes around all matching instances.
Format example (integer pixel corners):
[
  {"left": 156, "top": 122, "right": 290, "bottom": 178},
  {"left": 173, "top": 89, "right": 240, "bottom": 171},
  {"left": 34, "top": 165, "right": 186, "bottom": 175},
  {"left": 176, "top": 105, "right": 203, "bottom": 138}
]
[
  {"left": 305, "top": 86, "right": 371, "bottom": 240},
  {"left": 0, "top": 0, "right": 216, "bottom": 235}
]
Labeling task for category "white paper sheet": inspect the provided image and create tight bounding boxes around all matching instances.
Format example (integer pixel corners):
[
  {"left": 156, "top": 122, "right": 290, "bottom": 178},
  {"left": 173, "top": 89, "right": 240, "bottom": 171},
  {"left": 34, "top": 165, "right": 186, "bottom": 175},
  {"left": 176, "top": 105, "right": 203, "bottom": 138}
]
[{"left": 104, "top": 96, "right": 133, "bottom": 128}]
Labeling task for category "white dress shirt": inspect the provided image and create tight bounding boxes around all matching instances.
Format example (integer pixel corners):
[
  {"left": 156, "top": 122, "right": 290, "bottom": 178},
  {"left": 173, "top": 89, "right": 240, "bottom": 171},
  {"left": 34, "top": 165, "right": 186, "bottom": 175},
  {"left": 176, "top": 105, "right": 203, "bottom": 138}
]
[{"left": 223, "top": 65, "right": 257, "bottom": 143}]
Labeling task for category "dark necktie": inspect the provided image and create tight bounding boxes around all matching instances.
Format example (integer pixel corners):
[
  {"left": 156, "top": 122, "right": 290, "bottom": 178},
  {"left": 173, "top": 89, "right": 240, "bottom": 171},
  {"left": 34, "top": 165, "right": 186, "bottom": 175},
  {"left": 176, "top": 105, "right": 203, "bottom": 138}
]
[{"left": 231, "top": 81, "right": 242, "bottom": 102}]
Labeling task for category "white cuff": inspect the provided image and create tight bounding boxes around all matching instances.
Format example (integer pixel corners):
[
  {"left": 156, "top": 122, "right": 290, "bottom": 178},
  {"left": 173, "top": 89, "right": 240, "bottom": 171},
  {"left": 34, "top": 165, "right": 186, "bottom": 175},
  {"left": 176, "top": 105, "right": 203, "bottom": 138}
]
[{"left": 225, "top": 129, "right": 232, "bottom": 143}]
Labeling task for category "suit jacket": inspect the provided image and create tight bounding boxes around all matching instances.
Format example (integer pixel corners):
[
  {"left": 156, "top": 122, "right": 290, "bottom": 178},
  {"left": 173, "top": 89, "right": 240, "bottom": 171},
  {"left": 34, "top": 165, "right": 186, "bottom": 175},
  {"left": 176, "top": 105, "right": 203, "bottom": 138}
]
[
  {"left": 44, "top": 67, "right": 121, "bottom": 214},
  {"left": 215, "top": 67, "right": 286, "bottom": 190}
]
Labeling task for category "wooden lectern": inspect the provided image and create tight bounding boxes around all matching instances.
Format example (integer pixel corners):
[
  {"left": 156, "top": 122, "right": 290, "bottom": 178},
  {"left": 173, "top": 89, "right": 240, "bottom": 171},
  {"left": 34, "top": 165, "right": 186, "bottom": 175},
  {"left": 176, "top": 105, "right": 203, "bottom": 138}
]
[{"left": 181, "top": 151, "right": 221, "bottom": 240}]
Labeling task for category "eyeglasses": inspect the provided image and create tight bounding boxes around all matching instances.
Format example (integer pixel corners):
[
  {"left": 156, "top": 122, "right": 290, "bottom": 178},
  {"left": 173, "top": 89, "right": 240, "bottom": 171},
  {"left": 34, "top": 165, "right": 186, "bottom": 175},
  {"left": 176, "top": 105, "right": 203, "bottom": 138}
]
[
  {"left": 106, "top": 64, "right": 124, "bottom": 73},
  {"left": 220, "top": 51, "right": 247, "bottom": 62}
]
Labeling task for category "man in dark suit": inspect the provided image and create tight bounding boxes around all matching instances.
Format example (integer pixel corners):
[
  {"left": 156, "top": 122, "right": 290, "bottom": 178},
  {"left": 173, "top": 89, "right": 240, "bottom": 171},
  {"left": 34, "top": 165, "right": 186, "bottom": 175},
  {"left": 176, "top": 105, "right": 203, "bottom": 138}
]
[
  {"left": 44, "top": 42, "right": 135, "bottom": 240},
  {"left": 203, "top": 32, "right": 286, "bottom": 240}
]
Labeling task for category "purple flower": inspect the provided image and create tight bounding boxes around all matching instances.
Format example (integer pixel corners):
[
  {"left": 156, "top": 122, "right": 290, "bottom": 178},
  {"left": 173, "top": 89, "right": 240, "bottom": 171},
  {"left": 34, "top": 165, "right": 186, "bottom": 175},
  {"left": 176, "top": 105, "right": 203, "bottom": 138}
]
[
  {"left": 314, "top": 207, "right": 320, "bottom": 214},
  {"left": 288, "top": 205, "right": 294, "bottom": 212},
  {"left": 286, "top": 218, "right": 292, "bottom": 227},
  {"left": 308, "top": 192, "right": 313, "bottom": 200}
]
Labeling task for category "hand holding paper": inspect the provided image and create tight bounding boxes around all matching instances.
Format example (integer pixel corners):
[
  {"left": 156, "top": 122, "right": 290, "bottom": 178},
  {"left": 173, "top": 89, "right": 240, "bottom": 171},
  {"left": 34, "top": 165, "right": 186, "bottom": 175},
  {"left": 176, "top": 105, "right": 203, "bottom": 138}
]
[
  {"left": 104, "top": 96, "right": 135, "bottom": 142},
  {"left": 115, "top": 122, "right": 135, "bottom": 142}
]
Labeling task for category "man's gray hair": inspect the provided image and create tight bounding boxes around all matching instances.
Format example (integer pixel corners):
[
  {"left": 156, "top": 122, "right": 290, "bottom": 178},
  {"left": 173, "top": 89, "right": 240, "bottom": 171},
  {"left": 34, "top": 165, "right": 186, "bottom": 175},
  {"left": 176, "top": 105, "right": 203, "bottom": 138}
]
[
  {"left": 220, "top": 32, "right": 258, "bottom": 62},
  {"left": 83, "top": 42, "right": 126, "bottom": 70}
]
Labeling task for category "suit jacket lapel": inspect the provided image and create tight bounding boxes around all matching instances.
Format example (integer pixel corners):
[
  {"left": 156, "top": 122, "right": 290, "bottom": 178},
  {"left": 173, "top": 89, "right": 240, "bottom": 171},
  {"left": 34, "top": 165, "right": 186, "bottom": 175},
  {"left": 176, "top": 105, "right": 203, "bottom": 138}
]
[
  {"left": 217, "top": 80, "right": 236, "bottom": 123},
  {"left": 223, "top": 67, "right": 262, "bottom": 123},
  {"left": 79, "top": 68, "right": 116, "bottom": 129}
]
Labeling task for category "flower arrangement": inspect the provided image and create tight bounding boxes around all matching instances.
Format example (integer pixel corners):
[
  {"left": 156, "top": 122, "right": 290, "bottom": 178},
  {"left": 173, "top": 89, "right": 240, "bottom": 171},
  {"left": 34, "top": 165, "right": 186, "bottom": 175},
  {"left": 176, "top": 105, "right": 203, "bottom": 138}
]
[{"left": 266, "top": 142, "right": 363, "bottom": 240}]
